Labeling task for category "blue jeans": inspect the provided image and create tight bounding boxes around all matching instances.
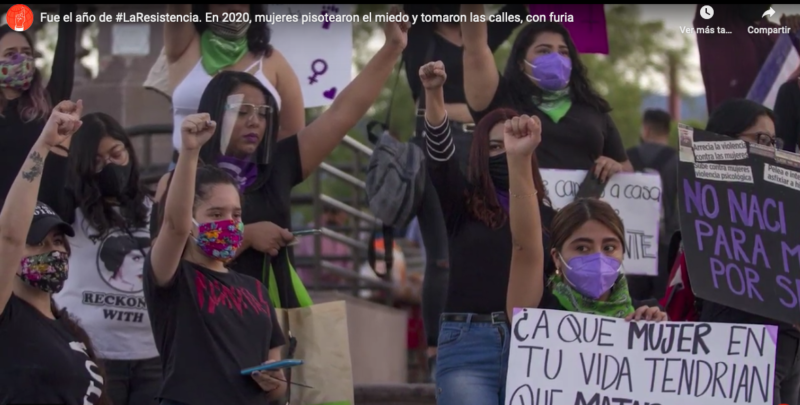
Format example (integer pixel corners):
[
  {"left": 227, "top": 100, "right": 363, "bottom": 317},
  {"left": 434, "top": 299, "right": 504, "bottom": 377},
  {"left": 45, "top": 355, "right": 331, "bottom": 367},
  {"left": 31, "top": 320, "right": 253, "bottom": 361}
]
[{"left": 434, "top": 313, "right": 510, "bottom": 405}]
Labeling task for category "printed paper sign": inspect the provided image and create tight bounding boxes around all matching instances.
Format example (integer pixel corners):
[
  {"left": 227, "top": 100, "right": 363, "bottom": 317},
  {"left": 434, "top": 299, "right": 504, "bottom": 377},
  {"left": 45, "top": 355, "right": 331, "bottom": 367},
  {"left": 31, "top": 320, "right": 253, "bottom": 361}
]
[
  {"left": 268, "top": 4, "right": 354, "bottom": 108},
  {"left": 506, "top": 308, "right": 777, "bottom": 405},
  {"left": 678, "top": 127, "right": 800, "bottom": 324},
  {"left": 540, "top": 169, "right": 662, "bottom": 276}
]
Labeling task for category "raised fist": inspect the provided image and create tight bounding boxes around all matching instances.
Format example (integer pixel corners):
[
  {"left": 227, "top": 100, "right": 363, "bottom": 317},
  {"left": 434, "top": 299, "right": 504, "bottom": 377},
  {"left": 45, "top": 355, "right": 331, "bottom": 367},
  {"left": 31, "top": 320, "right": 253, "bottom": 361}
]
[
  {"left": 181, "top": 113, "right": 216, "bottom": 151},
  {"left": 419, "top": 61, "right": 446, "bottom": 90},
  {"left": 39, "top": 100, "right": 83, "bottom": 148},
  {"left": 383, "top": 6, "right": 409, "bottom": 49},
  {"left": 503, "top": 115, "right": 542, "bottom": 157}
]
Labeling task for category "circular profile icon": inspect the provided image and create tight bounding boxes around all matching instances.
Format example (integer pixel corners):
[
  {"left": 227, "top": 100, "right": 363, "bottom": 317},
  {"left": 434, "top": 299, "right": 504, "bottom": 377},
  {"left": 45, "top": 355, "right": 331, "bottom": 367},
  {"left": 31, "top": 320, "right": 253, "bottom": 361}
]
[
  {"left": 96, "top": 230, "right": 151, "bottom": 293},
  {"left": 7, "top": 5, "right": 33, "bottom": 32}
]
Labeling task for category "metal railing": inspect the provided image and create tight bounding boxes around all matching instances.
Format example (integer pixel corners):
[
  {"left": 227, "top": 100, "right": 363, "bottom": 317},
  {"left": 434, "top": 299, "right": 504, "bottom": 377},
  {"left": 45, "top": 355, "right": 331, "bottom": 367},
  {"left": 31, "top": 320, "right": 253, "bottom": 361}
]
[{"left": 126, "top": 124, "right": 395, "bottom": 303}]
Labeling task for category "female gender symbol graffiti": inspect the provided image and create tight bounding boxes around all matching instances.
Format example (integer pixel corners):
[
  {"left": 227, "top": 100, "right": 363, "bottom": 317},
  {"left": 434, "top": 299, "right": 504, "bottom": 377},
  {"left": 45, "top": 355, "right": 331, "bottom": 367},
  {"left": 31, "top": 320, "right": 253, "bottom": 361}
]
[{"left": 308, "top": 59, "right": 329, "bottom": 84}]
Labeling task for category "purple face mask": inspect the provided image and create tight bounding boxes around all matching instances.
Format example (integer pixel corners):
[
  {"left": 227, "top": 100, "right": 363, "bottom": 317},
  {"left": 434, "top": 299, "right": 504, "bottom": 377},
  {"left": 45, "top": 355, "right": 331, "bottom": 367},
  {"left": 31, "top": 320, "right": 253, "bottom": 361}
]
[
  {"left": 526, "top": 53, "right": 572, "bottom": 91},
  {"left": 559, "top": 252, "right": 621, "bottom": 299}
]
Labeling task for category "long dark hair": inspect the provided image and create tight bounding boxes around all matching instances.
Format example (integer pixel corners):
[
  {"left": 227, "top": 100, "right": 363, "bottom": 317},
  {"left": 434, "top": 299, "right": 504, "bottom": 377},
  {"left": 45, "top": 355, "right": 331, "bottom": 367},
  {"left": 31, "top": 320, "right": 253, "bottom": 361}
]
[
  {"left": 196, "top": 71, "right": 280, "bottom": 171},
  {"left": 466, "top": 108, "right": 550, "bottom": 229},
  {"left": 62, "top": 113, "right": 149, "bottom": 238},
  {"left": 706, "top": 98, "right": 775, "bottom": 137},
  {"left": 0, "top": 26, "right": 51, "bottom": 122},
  {"left": 191, "top": 4, "right": 272, "bottom": 57},
  {"left": 504, "top": 22, "right": 611, "bottom": 114},
  {"left": 154, "top": 164, "right": 242, "bottom": 240},
  {"left": 50, "top": 299, "right": 110, "bottom": 405}
]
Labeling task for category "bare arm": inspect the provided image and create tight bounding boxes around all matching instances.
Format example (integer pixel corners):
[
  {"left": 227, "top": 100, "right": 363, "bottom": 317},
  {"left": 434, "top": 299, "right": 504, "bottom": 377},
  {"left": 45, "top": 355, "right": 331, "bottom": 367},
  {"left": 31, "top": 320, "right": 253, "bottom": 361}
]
[
  {"left": 0, "top": 142, "right": 50, "bottom": 314},
  {"left": 297, "top": 43, "right": 404, "bottom": 179},
  {"left": 461, "top": 4, "right": 501, "bottom": 112},
  {"left": 149, "top": 148, "right": 199, "bottom": 285},
  {"left": 164, "top": 4, "right": 196, "bottom": 63},
  {"left": 444, "top": 103, "right": 474, "bottom": 124},
  {"left": 425, "top": 87, "right": 446, "bottom": 127},
  {"left": 270, "top": 50, "right": 306, "bottom": 140},
  {"left": 506, "top": 155, "right": 544, "bottom": 316}
]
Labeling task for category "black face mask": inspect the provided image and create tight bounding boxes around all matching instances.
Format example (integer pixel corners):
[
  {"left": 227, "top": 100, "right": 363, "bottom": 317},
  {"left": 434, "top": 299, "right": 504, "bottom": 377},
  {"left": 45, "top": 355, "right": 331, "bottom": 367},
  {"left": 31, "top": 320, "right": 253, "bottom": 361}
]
[
  {"left": 488, "top": 154, "right": 509, "bottom": 191},
  {"left": 97, "top": 163, "right": 132, "bottom": 197}
]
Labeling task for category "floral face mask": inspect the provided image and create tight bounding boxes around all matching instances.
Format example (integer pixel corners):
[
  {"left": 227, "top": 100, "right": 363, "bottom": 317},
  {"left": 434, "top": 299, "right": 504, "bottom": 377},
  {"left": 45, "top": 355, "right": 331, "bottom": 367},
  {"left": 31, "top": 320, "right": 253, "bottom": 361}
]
[
  {"left": 193, "top": 218, "right": 245, "bottom": 262},
  {"left": 18, "top": 250, "right": 69, "bottom": 293},
  {"left": 0, "top": 53, "right": 34, "bottom": 91}
]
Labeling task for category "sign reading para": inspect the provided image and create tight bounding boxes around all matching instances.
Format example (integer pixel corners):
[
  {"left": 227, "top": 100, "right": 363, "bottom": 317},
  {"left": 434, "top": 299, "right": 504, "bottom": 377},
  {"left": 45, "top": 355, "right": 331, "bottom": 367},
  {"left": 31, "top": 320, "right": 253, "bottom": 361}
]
[
  {"left": 678, "top": 125, "right": 800, "bottom": 324},
  {"left": 506, "top": 308, "right": 776, "bottom": 405},
  {"left": 540, "top": 169, "right": 662, "bottom": 276}
]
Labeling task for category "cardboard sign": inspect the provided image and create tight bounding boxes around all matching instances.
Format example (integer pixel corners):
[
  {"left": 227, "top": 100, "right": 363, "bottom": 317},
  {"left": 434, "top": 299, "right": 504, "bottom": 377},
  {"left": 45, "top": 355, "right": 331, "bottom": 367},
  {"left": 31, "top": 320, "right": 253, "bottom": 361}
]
[
  {"left": 268, "top": 4, "right": 354, "bottom": 108},
  {"left": 540, "top": 169, "right": 662, "bottom": 276},
  {"left": 678, "top": 124, "right": 800, "bottom": 324},
  {"left": 506, "top": 308, "right": 777, "bottom": 405}
]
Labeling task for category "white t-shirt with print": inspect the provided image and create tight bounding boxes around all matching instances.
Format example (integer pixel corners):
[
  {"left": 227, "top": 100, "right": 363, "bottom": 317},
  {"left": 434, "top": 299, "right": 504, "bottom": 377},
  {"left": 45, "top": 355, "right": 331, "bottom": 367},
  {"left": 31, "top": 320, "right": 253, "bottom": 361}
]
[{"left": 53, "top": 202, "right": 158, "bottom": 360}]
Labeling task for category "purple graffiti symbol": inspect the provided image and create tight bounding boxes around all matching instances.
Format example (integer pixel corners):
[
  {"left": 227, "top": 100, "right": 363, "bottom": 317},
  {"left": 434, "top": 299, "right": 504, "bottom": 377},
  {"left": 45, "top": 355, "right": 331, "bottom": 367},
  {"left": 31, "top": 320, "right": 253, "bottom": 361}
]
[
  {"left": 323, "top": 87, "right": 337, "bottom": 100},
  {"left": 307, "top": 59, "right": 328, "bottom": 85},
  {"left": 320, "top": 4, "right": 339, "bottom": 29}
]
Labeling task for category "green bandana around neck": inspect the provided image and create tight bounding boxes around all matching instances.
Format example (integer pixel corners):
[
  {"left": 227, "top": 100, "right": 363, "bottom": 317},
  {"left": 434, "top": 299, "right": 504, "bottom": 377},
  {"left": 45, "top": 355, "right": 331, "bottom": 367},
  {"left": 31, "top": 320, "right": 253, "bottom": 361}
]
[
  {"left": 535, "top": 88, "right": 572, "bottom": 123},
  {"left": 200, "top": 30, "right": 248, "bottom": 75},
  {"left": 549, "top": 273, "right": 634, "bottom": 318}
]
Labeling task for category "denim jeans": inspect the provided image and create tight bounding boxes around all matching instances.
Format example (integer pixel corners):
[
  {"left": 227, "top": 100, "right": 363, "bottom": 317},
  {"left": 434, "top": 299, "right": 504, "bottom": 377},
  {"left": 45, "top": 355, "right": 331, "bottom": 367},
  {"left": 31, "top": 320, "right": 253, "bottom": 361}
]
[
  {"left": 774, "top": 334, "right": 800, "bottom": 405},
  {"left": 434, "top": 313, "right": 510, "bottom": 405},
  {"left": 104, "top": 356, "right": 162, "bottom": 405}
]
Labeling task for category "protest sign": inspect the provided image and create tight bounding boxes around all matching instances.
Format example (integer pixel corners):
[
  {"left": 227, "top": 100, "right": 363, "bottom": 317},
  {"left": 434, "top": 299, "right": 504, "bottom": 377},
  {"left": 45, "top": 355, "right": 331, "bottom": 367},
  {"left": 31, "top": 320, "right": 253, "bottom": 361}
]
[
  {"left": 540, "top": 169, "right": 662, "bottom": 276},
  {"left": 678, "top": 124, "right": 800, "bottom": 324},
  {"left": 506, "top": 308, "right": 777, "bottom": 405},
  {"left": 269, "top": 4, "right": 354, "bottom": 108}
]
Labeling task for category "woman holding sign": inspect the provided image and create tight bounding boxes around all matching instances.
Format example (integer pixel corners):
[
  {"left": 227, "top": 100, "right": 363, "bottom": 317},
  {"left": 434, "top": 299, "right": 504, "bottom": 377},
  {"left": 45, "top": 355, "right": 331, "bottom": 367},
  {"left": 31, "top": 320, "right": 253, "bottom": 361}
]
[
  {"left": 460, "top": 4, "right": 632, "bottom": 181},
  {"left": 504, "top": 115, "right": 667, "bottom": 321},
  {"left": 698, "top": 98, "right": 799, "bottom": 405}
]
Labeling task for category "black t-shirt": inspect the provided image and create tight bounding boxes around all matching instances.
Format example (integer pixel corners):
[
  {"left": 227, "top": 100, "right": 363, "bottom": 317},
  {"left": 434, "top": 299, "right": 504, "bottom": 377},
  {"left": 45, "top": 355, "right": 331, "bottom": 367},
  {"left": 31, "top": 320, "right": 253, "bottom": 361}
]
[
  {"left": 469, "top": 75, "right": 628, "bottom": 170},
  {"left": 403, "top": 4, "right": 527, "bottom": 105},
  {"left": 0, "top": 294, "right": 104, "bottom": 404},
  {"left": 423, "top": 117, "right": 557, "bottom": 314},
  {"left": 231, "top": 135, "right": 305, "bottom": 308},
  {"left": 143, "top": 256, "right": 285, "bottom": 405}
]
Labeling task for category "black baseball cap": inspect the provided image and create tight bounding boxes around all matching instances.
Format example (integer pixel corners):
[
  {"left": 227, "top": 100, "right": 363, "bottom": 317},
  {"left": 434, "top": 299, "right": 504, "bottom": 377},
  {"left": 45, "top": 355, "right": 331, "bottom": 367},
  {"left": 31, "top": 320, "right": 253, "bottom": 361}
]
[{"left": 26, "top": 202, "right": 74, "bottom": 245}]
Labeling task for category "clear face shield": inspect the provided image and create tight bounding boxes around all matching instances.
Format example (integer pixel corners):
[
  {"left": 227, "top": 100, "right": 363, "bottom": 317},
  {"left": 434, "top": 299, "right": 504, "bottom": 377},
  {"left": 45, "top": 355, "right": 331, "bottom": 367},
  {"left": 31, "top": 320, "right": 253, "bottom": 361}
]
[{"left": 220, "top": 93, "right": 275, "bottom": 165}]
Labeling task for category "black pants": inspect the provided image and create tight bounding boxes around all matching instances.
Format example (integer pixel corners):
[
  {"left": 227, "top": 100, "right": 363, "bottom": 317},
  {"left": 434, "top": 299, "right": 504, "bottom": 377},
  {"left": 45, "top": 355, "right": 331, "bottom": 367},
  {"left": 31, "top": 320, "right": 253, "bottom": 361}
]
[
  {"left": 410, "top": 123, "right": 473, "bottom": 347},
  {"left": 104, "top": 356, "right": 162, "bottom": 405},
  {"left": 774, "top": 334, "right": 800, "bottom": 405}
]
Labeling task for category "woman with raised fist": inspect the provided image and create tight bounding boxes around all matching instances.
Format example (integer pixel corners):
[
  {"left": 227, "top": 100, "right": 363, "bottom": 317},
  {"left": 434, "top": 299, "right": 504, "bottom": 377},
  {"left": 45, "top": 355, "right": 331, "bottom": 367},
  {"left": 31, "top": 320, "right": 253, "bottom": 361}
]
[
  {"left": 0, "top": 104, "right": 109, "bottom": 404},
  {"left": 145, "top": 112, "right": 287, "bottom": 405}
]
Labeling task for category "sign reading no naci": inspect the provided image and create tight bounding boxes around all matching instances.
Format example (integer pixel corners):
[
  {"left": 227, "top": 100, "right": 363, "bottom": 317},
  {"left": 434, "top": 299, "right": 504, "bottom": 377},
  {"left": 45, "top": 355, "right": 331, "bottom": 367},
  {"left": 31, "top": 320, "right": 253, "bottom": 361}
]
[
  {"left": 677, "top": 124, "right": 800, "bottom": 324},
  {"left": 506, "top": 308, "right": 776, "bottom": 405}
]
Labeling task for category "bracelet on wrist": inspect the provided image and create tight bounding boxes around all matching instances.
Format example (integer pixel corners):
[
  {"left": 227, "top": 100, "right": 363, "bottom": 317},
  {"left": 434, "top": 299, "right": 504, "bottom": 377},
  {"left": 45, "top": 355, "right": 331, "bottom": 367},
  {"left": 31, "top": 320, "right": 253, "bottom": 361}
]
[{"left": 510, "top": 191, "right": 538, "bottom": 198}]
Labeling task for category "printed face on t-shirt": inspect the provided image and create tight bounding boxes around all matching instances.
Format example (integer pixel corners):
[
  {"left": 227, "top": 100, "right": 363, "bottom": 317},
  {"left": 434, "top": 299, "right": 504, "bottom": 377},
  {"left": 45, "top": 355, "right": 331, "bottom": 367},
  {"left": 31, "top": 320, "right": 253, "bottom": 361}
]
[{"left": 97, "top": 232, "right": 150, "bottom": 293}]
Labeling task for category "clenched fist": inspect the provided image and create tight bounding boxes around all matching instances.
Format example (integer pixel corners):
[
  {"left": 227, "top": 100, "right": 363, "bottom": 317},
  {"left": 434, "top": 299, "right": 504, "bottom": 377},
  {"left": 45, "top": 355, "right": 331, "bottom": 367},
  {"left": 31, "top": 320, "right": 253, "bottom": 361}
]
[
  {"left": 419, "top": 61, "right": 446, "bottom": 90},
  {"left": 181, "top": 113, "right": 216, "bottom": 151},
  {"left": 39, "top": 101, "right": 84, "bottom": 148},
  {"left": 503, "top": 115, "right": 542, "bottom": 158}
]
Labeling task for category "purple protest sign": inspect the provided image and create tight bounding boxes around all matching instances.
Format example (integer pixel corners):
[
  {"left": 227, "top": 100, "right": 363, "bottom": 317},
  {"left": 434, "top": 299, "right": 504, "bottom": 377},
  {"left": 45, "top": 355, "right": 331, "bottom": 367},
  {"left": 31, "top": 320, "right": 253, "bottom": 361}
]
[{"left": 527, "top": 4, "right": 609, "bottom": 55}]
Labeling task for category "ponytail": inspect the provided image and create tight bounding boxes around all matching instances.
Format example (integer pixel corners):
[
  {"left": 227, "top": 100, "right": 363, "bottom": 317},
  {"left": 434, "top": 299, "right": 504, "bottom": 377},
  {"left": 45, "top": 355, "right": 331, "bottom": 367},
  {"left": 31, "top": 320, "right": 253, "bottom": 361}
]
[{"left": 50, "top": 300, "right": 111, "bottom": 405}]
